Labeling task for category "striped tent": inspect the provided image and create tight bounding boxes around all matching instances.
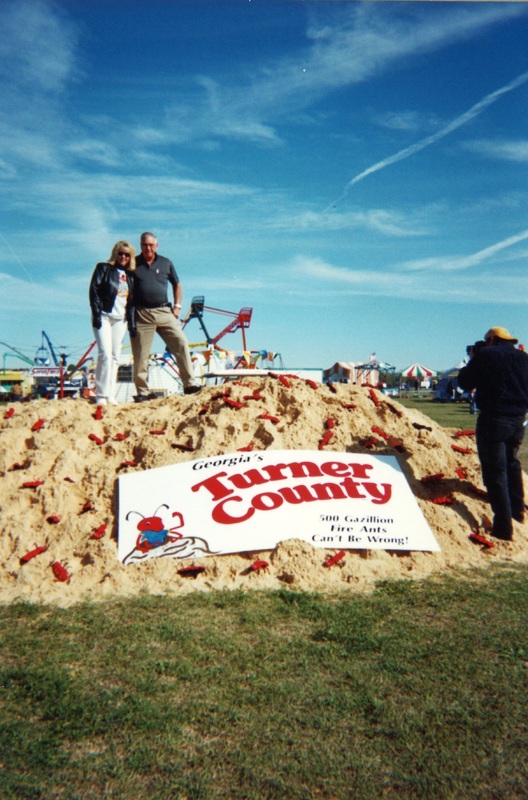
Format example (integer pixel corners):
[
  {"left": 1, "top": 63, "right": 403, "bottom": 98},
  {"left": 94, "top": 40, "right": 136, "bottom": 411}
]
[{"left": 401, "top": 363, "right": 436, "bottom": 378}]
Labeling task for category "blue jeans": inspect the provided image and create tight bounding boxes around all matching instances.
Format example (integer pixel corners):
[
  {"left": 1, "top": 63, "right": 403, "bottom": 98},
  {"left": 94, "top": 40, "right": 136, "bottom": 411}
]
[{"left": 476, "top": 412, "right": 525, "bottom": 537}]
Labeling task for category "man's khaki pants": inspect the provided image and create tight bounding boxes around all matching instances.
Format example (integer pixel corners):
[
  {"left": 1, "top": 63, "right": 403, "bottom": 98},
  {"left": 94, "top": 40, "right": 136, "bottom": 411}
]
[{"left": 131, "top": 307, "right": 196, "bottom": 395}]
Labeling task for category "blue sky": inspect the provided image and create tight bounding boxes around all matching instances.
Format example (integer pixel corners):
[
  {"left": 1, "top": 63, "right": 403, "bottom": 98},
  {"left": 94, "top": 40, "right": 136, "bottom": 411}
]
[{"left": 1, "top": 0, "right": 528, "bottom": 373}]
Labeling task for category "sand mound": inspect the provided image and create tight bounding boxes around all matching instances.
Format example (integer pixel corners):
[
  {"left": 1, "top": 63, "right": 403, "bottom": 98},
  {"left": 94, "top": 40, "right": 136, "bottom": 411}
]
[{"left": 1, "top": 377, "right": 526, "bottom": 606}]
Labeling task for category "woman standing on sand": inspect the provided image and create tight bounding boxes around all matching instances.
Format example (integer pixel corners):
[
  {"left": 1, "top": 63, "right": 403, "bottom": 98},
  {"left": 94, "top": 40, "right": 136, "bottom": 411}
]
[{"left": 89, "top": 241, "right": 136, "bottom": 406}]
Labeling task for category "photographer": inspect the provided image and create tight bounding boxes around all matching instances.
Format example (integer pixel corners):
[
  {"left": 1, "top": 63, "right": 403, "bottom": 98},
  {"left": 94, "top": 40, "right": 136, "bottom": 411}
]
[
  {"left": 466, "top": 339, "right": 487, "bottom": 361},
  {"left": 458, "top": 326, "right": 528, "bottom": 541},
  {"left": 465, "top": 341, "right": 485, "bottom": 414}
]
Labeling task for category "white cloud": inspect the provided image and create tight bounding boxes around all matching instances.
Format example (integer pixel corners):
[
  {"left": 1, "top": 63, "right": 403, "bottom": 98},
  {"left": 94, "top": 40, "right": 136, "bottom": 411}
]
[
  {"left": 133, "top": 127, "right": 171, "bottom": 145},
  {"left": 162, "top": 3, "right": 527, "bottom": 146},
  {"left": 374, "top": 110, "right": 441, "bottom": 133},
  {"left": 293, "top": 255, "right": 409, "bottom": 291},
  {"left": 0, "top": 0, "right": 81, "bottom": 178},
  {"left": 0, "top": 121, "right": 63, "bottom": 170},
  {"left": 325, "top": 69, "right": 528, "bottom": 209},
  {"left": 289, "top": 233, "right": 528, "bottom": 303},
  {"left": 273, "top": 208, "right": 428, "bottom": 237},
  {"left": 0, "top": 170, "right": 258, "bottom": 270},
  {"left": 0, "top": 271, "right": 86, "bottom": 315},
  {"left": 66, "top": 141, "right": 121, "bottom": 167},
  {"left": 398, "top": 229, "right": 528, "bottom": 272},
  {"left": 463, "top": 139, "right": 528, "bottom": 163},
  {"left": 0, "top": 158, "right": 16, "bottom": 178},
  {"left": 0, "top": 0, "right": 79, "bottom": 93}
]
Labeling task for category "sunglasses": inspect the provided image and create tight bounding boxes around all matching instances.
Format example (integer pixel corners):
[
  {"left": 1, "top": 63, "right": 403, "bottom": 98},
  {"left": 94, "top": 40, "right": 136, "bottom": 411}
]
[{"left": 117, "top": 252, "right": 131, "bottom": 258}]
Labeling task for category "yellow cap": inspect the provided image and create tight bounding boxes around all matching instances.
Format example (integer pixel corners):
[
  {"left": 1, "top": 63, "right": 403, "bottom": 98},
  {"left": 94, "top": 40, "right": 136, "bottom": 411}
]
[{"left": 484, "top": 326, "right": 518, "bottom": 344}]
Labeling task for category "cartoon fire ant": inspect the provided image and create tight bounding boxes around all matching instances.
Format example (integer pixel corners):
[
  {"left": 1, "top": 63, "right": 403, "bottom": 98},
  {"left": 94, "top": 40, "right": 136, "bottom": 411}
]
[
  {"left": 123, "top": 503, "right": 219, "bottom": 566},
  {"left": 126, "top": 504, "right": 185, "bottom": 553}
]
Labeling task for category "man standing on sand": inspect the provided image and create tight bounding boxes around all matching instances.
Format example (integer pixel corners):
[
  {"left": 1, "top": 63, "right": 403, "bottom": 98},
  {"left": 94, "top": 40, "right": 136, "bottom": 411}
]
[
  {"left": 131, "top": 232, "right": 200, "bottom": 401},
  {"left": 458, "top": 326, "right": 528, "bottom": 541}
]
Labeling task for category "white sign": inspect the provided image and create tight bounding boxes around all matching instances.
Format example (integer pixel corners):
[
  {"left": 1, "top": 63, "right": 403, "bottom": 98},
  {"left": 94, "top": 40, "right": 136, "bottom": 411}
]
[
  {"left": 30, "top": 367, "right": 62, "bottom": 377},
  {"left": 118, "top": 450, "right": 440, "bottom": 565}
]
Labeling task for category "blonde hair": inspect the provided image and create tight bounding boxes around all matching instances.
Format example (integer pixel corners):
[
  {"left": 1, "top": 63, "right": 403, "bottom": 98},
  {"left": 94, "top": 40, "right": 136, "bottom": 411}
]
[{"left": 109, "top": 240, "right": 136, "bottom": 271}]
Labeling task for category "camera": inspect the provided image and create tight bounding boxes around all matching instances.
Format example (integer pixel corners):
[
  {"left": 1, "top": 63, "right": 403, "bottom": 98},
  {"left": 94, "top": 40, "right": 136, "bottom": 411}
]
[{"left": 466, "top": 339, "right": 486, "bottom": 358}]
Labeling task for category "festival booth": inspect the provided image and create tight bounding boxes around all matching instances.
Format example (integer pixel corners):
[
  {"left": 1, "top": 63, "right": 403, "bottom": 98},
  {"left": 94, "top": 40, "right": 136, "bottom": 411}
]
[
  {"left": 400, "top": 363, "right": 436, "bottom": 391},
  {"left": 434, "top": 362, "right": 468, "bottom": 402},
  {"left": 111, "top": 350, "right": 323, "bottom": 401},
  {"left": 113, "top": 350, "right": 218, "bottom": 402},
  {"left": 324, "top": 361, "right": 381, "bottom": 387}
]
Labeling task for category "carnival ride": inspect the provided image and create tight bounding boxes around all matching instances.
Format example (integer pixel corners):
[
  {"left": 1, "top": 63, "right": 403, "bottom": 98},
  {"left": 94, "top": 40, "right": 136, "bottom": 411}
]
[
  {"left": 183, "top": 297, "right": 252, "bottom": 349},
  {"left": 144, "top": 296, "right": 279, "bottom": 390},
  {"left": 1, "top": 297, "right": 282, "bottom": 400},
  {"left": 181, "top": 296, "right": 279, "bottom": 371},
  {"left": 0, "top": 340, "right": 36, "bottom": 395},
  {"left": 34, "top": 330, "right": 69, "bottom": 367},
  {"left": 0, "top": 340, "right": 35, "bottom": 372},
  {"left": 1, "top": 331, "right": 95, "bottom": 398},
  {"left": 2, "top": 331, "right": 70, "bottom": 371}
]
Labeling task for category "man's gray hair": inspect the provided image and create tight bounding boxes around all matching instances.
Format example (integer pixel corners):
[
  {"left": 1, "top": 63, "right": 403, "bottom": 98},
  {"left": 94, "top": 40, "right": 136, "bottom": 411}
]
[{"left": 140, "top": 231, "right": 157, "bottom": 243}]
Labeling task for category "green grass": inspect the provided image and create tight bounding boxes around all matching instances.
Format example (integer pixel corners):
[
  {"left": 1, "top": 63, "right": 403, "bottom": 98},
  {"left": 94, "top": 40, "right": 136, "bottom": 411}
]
[
  {"left": 2, "top": 568, "right": 528, "bottom": 799},
  {"left": 3, "top": 394, "right": 528, "bottom": 798},
  {"left": 397, "top": 395, "right": 475, "bottom": 429},
  {"left": 397, "top": 395, "right": 528, "bottom": 463}
]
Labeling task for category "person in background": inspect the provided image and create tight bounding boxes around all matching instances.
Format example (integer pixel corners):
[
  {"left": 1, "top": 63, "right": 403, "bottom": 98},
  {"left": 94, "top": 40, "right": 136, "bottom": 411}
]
[
  {"left": 11, "top": 382, "right": 23, "bottom": 401},
  {"left": 458, "top": 326, "right": 528, "bottom": 541},
  {"left": 89, "top": 241, "right": 136, "bottom": 406},
  {"left": 131, "top": 232, "right": 199, "bottom": 401}
]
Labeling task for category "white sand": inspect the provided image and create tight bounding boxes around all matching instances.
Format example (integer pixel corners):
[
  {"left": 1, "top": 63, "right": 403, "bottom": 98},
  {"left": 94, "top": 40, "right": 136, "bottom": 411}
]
[{"left": 1, "top": 377, "right": 526, "bottom": 606}]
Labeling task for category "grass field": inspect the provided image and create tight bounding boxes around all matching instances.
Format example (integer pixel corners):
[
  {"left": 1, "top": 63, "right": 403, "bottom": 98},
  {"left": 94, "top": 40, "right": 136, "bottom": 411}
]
[
  {"left": 2, "top": 570, "right": 528, "bottom": 800},
  {"left": 396, "top": 395, "right": 476, "bottom": 429},
  {"left": 397, "top": 395, "right": 528, "bottom": 463},
  {"left": 2, "top": 397, "right": 528, "bottom": 799}
]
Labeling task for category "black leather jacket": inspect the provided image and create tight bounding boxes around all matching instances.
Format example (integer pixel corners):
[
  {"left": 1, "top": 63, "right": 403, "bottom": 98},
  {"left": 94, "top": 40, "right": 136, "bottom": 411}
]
[{"left": 89, "top": 262, "right": 135, "bottom": 333}]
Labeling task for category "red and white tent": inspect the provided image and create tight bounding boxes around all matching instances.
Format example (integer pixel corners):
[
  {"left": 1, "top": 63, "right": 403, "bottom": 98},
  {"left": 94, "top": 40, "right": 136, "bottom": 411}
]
[
  {"left": 323, "top": 361, "right": 380, "bottom": 386},
  {"left": 401, "top": 363, "right": 436, "bottom": 378}
]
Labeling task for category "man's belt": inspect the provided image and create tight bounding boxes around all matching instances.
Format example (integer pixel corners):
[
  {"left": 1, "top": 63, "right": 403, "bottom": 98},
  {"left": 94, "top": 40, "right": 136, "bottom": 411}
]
[{"left": 138, "top": 302, "right": 172, "bottom": 310}]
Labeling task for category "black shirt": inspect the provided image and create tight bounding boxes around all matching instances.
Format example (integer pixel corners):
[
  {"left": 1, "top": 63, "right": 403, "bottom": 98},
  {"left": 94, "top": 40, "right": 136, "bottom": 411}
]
[
  {"left": 458, "top": 343, "right": 528, "bottom": 417},
  {"left": 133, "top": 254, "right": 179, "bottom": 309}
]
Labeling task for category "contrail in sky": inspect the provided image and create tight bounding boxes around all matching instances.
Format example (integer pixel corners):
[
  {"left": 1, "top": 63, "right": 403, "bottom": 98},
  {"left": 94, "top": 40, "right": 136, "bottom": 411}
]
[
  {"left": 325, "top": 70, "right": 528, "bottom": 212},
  {"left": 402, "top": 227, "right": 528, "bottom": 272},
  {"left": 0, "top": 232, "right": 35, "bottom": 284}
]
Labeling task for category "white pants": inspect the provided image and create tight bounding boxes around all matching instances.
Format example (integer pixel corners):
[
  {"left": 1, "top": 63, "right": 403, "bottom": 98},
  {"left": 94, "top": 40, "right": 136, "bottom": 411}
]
[{"left": 93, "top": 315, "right": 128, "bottom": 402}]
